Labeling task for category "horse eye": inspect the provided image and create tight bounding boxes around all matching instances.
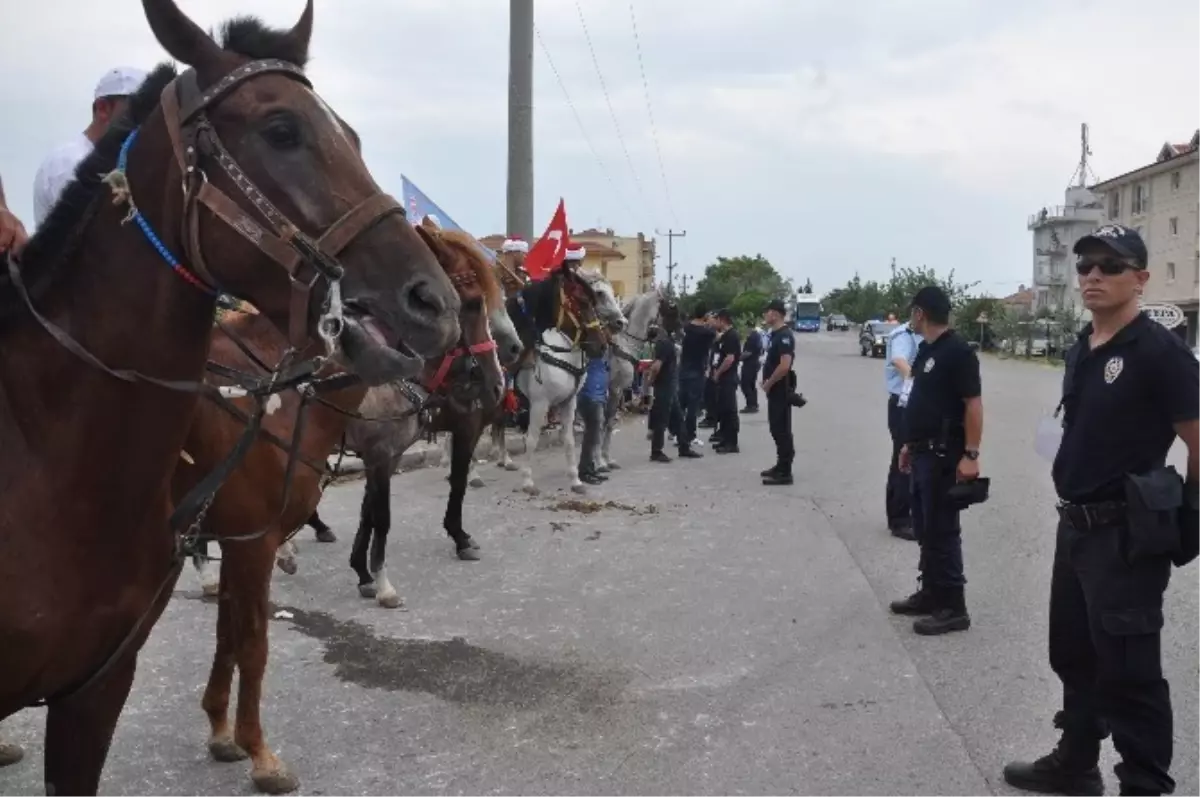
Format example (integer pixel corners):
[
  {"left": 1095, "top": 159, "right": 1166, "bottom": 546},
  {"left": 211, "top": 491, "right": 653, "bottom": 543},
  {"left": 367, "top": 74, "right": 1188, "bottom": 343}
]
[{"left": 261, "top": 116, "right": 302, "bottom": 150}]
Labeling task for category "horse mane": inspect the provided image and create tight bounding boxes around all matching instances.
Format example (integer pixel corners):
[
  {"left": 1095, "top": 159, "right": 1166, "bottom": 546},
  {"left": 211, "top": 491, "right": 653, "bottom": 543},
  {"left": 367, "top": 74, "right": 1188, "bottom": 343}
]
[
  {"left": 436, "top": 229, "right": 503, "bottom": 312},
  {"left": 2, "top": 14, "right": 314, "bottom": 321}
]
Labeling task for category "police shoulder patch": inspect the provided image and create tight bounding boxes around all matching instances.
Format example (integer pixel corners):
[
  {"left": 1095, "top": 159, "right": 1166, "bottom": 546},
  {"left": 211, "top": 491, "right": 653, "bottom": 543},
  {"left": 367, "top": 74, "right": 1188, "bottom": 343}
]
[
  {"left": 1103, "top": 355, "right": 1124, "bottom": 384},
  {"left": 923, "top": 357, "right": 935, "bottom": 373}
]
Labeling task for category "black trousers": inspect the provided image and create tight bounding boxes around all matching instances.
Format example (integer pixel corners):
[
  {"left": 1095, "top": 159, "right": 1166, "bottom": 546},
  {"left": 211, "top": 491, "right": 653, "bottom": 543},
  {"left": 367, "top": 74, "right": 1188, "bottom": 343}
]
[
  {"left": 577, "top": 397, "right": 604, "bottom": 474},
  {"left": 715, "top": 378, "right": 739, "bottom": 446},
  {"left": 703, "top": 376, "right": 717, "bottom": 421},
  {"left": 677, "top": 371, "right": 704, "bottom": 450},
  {"left": 886, "top": 395, "right": 912, "bottom": 526},
  {"left": 649, "top": 386, "right": 677, "bottom": 454},
  {"left": 740, "top": 360, "right": 759, "bottom": 409},
  {"left": 910, "top": 450, "right": 965, "bottom": 589},
  {"left": 766, "top": 384, "right": 794, "bottom": 472},
  {"left": 1049, "top": 518, "right": 1174, "bottom": 794}
]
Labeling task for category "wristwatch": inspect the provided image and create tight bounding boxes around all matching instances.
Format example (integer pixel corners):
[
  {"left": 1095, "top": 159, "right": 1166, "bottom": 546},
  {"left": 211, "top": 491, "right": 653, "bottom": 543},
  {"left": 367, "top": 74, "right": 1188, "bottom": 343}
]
[{"left": 963, "top": 449, "right": 980, "bottom": 461}]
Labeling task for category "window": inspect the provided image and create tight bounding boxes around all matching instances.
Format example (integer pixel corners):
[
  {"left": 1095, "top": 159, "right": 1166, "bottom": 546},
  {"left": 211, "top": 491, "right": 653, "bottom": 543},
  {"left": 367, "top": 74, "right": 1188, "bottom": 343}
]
[
  {"left": 1172, "top": 171, "right": 1181, "bottom": 191},
  {"left": 1132, "top": 183, "right": 1149, "bottom": 214},
  {"left": 1109, "top": 191, "right": 1121, "bottom": 218},
  {"left": 1170, "top": 217, "right": 1179, "bottom": 235},
  {"left": 1167, "top": 262, "right": 1176, "bottom": 282}
]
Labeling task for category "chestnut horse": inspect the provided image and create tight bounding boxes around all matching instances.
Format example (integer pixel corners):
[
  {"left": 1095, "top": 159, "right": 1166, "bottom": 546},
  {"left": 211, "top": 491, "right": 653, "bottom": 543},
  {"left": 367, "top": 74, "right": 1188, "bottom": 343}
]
[
  {"left": 300, "top": 227, "right": 522, "bottom": 605},
  {"left": 0, "top": 2, "right": 460, "bottom": 793},
  {"left": 177, "top": 222, "right": 514, "bottom": 794}
]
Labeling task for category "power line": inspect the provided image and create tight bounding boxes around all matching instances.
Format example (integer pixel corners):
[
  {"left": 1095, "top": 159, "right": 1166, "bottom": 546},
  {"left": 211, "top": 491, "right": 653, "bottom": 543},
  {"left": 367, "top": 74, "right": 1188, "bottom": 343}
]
[
  {"left": 572, "top": 0, "right": 656, "bottom": 226},
  {"left": 534, "top": 25, "right": 637, "bottom": 226},
  {"left": 627, "top": 0, "right": 678, "bottom": 228}
]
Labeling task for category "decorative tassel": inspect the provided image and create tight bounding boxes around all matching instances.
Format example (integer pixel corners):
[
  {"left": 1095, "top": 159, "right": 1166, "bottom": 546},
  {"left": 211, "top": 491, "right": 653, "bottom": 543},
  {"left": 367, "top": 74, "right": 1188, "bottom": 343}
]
[{"left": 100, "top": 169, "right": 137, "bottom": 224}]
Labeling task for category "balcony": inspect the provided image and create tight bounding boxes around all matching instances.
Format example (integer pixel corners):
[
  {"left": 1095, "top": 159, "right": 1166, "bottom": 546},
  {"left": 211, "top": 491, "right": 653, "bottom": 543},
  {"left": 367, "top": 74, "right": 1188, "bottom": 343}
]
[
  {"left": 1027, "top": 204, "right": 1103, "bottom": 229},
  {"left": 1036, "top": 241, "right": 1068, "bottom": 258},
  {"left": 1035, "top": 267, "right": 1069, "bottom": 286}
]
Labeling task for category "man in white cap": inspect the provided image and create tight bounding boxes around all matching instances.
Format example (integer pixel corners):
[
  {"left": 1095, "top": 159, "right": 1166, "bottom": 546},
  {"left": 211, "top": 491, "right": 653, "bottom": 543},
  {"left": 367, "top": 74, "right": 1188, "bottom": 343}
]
[
  {"left": 497, "top": 235, "right": 530, "bottom": 296},
  {"left": 562, "top": 243, "right": 586, "bottom": 270},
  {"left": 32, "top": 66, "right": 148, "bottom": 227}
]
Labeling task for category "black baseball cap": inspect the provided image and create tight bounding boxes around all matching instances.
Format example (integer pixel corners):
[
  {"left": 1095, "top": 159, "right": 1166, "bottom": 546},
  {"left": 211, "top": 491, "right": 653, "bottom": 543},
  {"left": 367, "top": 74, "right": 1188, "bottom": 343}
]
[
  {"left": 1073, "top": 224, "right": 1148, "bottom": 268},
  {"left": 715, "top": 308, "right": 733, "bottom": 322},
  {"left": 765, "top": 299, "right": 787, "bottom": 315},
  {"left": 909, "top": 285, "right": 951, "bottom": 318}
]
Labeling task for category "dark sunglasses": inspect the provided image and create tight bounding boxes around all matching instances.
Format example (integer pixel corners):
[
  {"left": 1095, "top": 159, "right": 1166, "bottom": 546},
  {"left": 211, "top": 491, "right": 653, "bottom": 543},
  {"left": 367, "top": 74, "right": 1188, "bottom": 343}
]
[{"left": 1075, "top": 258, "right": 1141, "bottom": 277}]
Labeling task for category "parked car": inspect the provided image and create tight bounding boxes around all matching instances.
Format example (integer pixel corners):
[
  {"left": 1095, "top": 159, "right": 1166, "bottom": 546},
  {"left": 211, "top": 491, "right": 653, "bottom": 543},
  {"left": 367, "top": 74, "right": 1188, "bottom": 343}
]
[
  {"left": 826, "top": 313, "right": 849, "bottom": 331},
  {"left": 860, "top": 320, "right": 899, "bottom": 358}
]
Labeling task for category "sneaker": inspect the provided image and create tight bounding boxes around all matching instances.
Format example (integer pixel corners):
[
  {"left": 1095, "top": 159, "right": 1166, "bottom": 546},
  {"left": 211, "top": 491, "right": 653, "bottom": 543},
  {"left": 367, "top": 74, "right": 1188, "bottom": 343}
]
[
  {"left": 714, "top": 445, "right": 740, "bottom": 454},
  {"left": 650, "top": 451, "right": 672, "bottom": 463},
  {"left": 762, "top": 472, "right": 793, "bottom": 485},
  {"left": 678, "top": 447, "right": 704, "bottom": 459}
]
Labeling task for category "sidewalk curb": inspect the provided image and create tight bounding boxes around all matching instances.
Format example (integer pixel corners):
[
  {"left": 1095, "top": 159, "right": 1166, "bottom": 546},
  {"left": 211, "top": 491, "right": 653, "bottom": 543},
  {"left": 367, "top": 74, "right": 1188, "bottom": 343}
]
[{"left": 326, "top": 418, "right": 637, "bottom": 477}]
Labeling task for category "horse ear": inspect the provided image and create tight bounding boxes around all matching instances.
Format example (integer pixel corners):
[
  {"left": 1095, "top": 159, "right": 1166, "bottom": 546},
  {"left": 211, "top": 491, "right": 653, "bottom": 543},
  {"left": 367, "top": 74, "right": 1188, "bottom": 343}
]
[
  {"left": 282, "top": 0, "right": 315, "bottom": 63},
  {"left": 141, "top": 0, "right": 224, "bottom": 72},
  {"left": 414, "top": 223, "right": 446, "bottom": 261}
]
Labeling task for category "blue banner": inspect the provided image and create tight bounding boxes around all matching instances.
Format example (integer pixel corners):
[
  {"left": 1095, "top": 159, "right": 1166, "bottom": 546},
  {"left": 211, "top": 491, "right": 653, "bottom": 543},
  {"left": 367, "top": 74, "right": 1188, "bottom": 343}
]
[{"left": 400, "top": 175, "right": 495, "bottom": 262}]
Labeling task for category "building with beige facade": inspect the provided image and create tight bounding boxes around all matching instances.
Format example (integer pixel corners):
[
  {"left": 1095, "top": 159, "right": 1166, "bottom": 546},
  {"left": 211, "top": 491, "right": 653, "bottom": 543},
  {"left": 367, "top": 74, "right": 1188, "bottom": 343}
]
[
  {"left": 480, "top": 229, "right": 657, "bottom": 301},
  {"left": 1090, "top": 129, "right": 1199, "bottom": 345}
]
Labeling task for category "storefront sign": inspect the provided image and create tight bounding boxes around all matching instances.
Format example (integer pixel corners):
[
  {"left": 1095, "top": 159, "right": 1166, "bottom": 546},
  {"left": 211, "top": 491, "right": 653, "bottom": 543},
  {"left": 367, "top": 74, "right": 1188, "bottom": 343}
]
[{"left": 1141, "top": 302, "right": 1185, "bottom": 329}]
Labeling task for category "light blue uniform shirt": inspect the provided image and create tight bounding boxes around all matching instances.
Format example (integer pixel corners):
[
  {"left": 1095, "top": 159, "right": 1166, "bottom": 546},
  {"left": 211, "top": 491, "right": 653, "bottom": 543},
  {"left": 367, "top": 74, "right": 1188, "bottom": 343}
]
[{"left": 884, "top": 324, "right": 922, "bottom": 396}]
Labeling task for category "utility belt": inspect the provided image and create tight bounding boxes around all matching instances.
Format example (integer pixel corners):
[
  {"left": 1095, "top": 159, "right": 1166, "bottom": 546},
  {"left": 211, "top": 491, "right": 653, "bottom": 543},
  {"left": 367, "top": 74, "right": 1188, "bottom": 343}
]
[
  {"left": 1055, "top": 500, "right": 1127, "bottom": 532},
  {"left": 907, "top": 437, "right": 963, "bottom": 456}
]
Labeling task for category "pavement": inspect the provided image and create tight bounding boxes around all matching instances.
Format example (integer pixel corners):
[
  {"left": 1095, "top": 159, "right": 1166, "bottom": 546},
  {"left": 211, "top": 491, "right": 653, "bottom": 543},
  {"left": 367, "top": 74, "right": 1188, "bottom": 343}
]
[{"left": 1, "top": 331, "right": 1196, "bottom": 796}]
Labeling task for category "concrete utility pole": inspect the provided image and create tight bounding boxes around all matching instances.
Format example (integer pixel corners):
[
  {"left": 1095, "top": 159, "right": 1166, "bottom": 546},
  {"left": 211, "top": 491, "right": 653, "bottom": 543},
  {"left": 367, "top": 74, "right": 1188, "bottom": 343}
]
[
  {"left": 678, "top": 273, "right": 691, "bottom": 295},
  {"left": 657, "top": 228, "right": 686, "bottom": 295},
  {"left": 507, "top": 0, "right": 534, "bottom": 240}
]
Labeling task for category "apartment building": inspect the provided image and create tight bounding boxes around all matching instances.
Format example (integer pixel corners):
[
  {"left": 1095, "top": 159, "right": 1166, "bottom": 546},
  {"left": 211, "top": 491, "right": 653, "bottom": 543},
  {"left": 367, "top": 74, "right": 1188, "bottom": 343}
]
[
  {"left": 1090, "top": 130, "right": 1199, "bottom": 345},
  {"left": 480, "top": 228, "right": 657, "bottom": 300},
  {"left": 1027, "top": 186, "right": 1104, "bottom": 314}
]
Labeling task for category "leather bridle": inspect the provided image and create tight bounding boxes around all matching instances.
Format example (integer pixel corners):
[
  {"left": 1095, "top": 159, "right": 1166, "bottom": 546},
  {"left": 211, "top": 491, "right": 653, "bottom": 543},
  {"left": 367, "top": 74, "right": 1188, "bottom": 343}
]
[{"left": 159, "top": 58, "right": 408, "bottom": 352}]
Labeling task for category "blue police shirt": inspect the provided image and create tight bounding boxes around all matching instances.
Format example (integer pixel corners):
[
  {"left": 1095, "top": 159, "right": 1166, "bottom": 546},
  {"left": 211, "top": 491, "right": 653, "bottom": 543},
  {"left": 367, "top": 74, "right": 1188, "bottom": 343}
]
[
  {"left": 885, "top": 324, "right": 921, "bottom": 396},
  {"left": 581, "top": 356, "right": 609, "bottom": 403}
]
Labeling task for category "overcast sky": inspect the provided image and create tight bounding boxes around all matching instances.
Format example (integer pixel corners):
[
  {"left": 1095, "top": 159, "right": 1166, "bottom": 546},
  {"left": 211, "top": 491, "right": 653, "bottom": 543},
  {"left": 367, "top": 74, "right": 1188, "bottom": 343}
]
[{"left": 1, "top": 0, "right": 1196, "bottom": 297}]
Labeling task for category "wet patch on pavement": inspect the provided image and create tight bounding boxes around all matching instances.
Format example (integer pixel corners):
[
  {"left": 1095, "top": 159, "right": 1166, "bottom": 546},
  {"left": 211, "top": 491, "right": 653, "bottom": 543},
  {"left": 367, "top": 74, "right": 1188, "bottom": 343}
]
[
  {"left": 546, "top": 498, "right": 660, "bottom": 516},
  {"left": 271, "top": 604, "right": 629, "bottom": 712}
]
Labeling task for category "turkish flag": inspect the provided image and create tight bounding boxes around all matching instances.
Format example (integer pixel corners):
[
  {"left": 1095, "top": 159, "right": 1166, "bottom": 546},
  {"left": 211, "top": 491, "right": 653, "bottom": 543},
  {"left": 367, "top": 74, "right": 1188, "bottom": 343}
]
[{"left": 524, "top": 198, "right": 570, "bottom": 281}]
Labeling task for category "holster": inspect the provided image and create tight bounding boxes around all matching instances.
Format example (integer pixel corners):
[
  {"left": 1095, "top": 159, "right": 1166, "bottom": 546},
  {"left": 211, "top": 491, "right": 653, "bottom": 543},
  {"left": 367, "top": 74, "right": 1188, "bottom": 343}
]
[{"left": 1123, "top": 467, "right": 1184, "bottom": 564}]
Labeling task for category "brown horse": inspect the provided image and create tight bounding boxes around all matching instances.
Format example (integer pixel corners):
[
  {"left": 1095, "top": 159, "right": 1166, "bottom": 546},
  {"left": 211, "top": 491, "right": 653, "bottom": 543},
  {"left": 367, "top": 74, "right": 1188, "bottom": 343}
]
[
  {"left": 300, "top": 225, "right": 519, "bottom": 605},
  {"left": 178, "top": 220, "right": 514, "bottom": 792},
  {"left": 0, "top": 1, "right": 460, "bottom": 793}
]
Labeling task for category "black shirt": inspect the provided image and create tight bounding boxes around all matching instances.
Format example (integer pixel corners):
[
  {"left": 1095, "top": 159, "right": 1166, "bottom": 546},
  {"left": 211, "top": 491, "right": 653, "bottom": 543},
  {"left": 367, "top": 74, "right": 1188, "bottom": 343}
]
[
  {"left": 1053, "top": 312, "right": 1199, "bottom": 503},
  {"left": 679, "top": 322, "right": 716, "bottom": 374},
  {"left": 742, "top": 331, "right": 763, "bottom": 362},
  {"left": 652, "top": 336, "right": 677, "bottom": 389},
  {"left": 716, "top": 328, "right": 741, "bottom": 384},
  {"left": 762, "top": 326, "right": 795, "bottom": 382},
  {"left": 903, "top": 329, "right": 981, "bottom": 444}
]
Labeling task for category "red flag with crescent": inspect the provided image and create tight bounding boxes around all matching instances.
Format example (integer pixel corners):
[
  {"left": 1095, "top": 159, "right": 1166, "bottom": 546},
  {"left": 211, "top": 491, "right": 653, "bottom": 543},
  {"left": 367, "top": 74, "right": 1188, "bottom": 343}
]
[{"left": 524, "top": 198, "right": 570, "bottom": 281}]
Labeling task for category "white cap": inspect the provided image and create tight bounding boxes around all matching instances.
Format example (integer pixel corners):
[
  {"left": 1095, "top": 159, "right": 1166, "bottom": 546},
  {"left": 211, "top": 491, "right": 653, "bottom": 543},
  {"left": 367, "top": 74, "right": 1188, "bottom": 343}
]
[
  {"left": 94, "top": 67, "right": 148, "bottom": 100},
  {"left": 501, "top": 236, "right": 529, "bottom": 254},
  {"left": 564, "top": 245, "right": 586, "bottom": 262}
]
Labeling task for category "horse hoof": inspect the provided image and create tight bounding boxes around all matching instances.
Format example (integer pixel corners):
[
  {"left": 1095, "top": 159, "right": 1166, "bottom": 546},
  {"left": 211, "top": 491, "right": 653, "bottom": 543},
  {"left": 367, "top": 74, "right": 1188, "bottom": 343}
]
[
  {"left": 358, "top": 583, "right": 378, "bottom": 599},
  {"left": 201, "top": 581, "right": 220, "bottom": 599},
  {"left": 251, "top": 764, "right": 299, "bottom": 795},
  {"left": 504, "top": 462, "right": 520, "bottom": 472},
  {"left": 469, "top": 476, "right": 485, "bottom": 488},
  {"left": 275, "top": 557, "right": 298, "bottom": 576},
  {"left": 208, "top": 736, "right": 249, "bottom": 763},
  {"left": 470, "top": 538, "right": 481, "bottom": 550},
  {"left": 607, "top": 462, "right": 621, "bottom": 470},
  {"left": 521, "top": 485, "right": 540, "bottom": 496},
  {"left": 457, "top": 547, "right": 481, "bottom": 561},
  {"left": 571, "top": 483, "right": 588, "bottom": 494},
  {"left": 314, "top": 529, "right": 337, "bottom": 543},
  {"left": 0, "top": 741, "right": 25, "bottom": 767},
  {"left": 377, "top": 591, "right": 404, "bottom": 609}
]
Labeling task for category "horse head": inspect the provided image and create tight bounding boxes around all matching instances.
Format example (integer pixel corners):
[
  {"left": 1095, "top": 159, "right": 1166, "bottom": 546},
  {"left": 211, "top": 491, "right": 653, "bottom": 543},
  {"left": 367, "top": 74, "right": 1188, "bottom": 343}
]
[
  {"left": 556, "top": 269, "right": 608, "bottom": 359},
  {"left": 138, "top": 0, "right": 461, "bottom": 385},
  {"left": 579, "top": 270, "right": 627, "bottom": 333}
]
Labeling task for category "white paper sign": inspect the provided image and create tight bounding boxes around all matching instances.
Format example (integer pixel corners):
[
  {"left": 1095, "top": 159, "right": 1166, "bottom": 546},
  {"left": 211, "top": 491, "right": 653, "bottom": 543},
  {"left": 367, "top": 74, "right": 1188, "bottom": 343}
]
[
  {"left": 898, "top": 377, "right": 914, "bottom": 408},
  {"left": 1034, "top": 415, "right": 1064, "bottom": 462}
]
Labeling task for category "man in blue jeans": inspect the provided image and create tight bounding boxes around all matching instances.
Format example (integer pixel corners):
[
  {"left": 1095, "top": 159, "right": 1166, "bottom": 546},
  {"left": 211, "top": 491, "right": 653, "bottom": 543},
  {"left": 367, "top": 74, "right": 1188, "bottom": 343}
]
[
  {"left": 676, "top": 305, "right": 715, "bottom": 458},
  {"left": 578, "top": 353, "right": 610, "bottom": 485}
]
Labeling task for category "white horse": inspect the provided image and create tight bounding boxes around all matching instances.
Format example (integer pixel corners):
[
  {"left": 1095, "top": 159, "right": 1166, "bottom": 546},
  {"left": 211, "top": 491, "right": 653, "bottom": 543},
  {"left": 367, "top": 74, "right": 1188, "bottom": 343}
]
[{"left": 598, "top": 288, "right": 677, "bottom": 470}]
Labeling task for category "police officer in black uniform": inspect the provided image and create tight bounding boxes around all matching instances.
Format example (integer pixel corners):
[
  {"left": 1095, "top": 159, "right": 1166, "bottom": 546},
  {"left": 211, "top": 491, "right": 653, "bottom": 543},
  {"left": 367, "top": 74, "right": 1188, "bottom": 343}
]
[
  {"left": 760, "top": 299, "right": 796, "bottom": 485},
  {"left": 1003, "top": 224, "right": 1199, "bottom": 797},
  {"left": 677, "top": 305, "right": 715, "bottom": 458},
  {"left": 889, "top": 286, "right": 983, "bottom": 636},
  {"left": 644, "top": 322, "right": 678, "bottom": 463},
  {"left": 711, "top": 309, "right": 741, "bottom": 453},
  {"left": 740, "top": 321, "right": 763, "bottom": 413}
]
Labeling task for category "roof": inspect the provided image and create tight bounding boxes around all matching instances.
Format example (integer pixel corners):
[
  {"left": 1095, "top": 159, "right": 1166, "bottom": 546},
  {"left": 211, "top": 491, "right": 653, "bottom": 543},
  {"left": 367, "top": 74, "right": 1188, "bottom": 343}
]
[
  {"left": 1002, "top": 288, "right": 1036, "bottom": 307},
  {"left": 1091, "top": 129, "right": 1200, "bottom": 190}
]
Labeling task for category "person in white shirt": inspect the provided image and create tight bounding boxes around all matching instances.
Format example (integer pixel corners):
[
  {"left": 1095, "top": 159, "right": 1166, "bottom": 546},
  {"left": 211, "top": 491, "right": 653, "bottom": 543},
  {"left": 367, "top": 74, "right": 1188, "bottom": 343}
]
[{"left": 32, "top": 66, "right": 148, "bottom": 228}]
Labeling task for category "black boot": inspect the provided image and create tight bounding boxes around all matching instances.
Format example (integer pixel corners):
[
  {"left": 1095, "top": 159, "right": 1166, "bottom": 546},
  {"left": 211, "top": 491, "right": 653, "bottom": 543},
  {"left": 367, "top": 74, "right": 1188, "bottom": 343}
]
[
  {"left": 678, "top": 446, "right": 704, "bottom": 459},
  {"left": 913, "top": 587, "right": 971, "bottom": 635},
  {"left": 1003, "top": 715, "right": 1104, "bottom": 796},
  {"left": 888, "top": 520, "right": 916, "bottom": 541},
  {"left": 889, "top": 583, "right": 935, "bottom": 615},
  {"left": 762, "top": 470, "right": 793, "bottom": 485}
]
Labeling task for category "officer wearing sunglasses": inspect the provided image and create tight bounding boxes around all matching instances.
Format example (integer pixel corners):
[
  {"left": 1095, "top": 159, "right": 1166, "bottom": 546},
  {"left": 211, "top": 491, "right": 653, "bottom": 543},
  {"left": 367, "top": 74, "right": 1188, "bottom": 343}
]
[{"left": 1004, "top": 224, "right": 1199, "bottom": 797}]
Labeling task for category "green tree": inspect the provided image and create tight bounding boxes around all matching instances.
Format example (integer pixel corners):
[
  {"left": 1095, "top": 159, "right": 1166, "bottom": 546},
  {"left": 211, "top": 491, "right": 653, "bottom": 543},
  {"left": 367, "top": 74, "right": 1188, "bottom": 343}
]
[
  {"left": 692, "top": 254, "right": 791, "bottom": 312},
  {"left": 822, "top": 263, "right": 978, "bottom": 323},
  {"left": 729, "top": 289, "right": 770, "bottom": 319}
]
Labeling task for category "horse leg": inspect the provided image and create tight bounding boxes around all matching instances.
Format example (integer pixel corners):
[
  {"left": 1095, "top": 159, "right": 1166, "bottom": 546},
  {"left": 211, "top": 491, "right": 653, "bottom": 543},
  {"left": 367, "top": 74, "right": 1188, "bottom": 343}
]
[
  {"left": 226, "top": 537, "right": 298, "bottom": 794},
  {"left": 445, "top": 427, "right": 482, "bottom": 561},
  {"left": 561, "top": 396, "right": 586, "bottom": 494},
  {"left": 519, "top": 397, "right": 548, "bottom": 495},
  {"left": 42, "top": 656, "right": 138, "bottom": 795},
  {"left": 194, "top": 538, "right": 221, "bottom": 598},
  {"left": 274, "top": 538, "right": 298, "bottom": 576},
  {"left": 495, "top": 418, "right": 517, "bottom": 471},
  {"left": 0, "top": 724, "right": 23, "bottom": 767},
  {"left": 599, "top": 391, "right": 620, "bottom": 470},
  {"left": 202, "top": 565, "right": 246, "bottom": 764},
  {"left": 366, "top": 464, "right": 402, "bottom": 609},
  {"left": 307, "top": 510, "right": 336, "bottom": 543},
  {"left": 349, "top": 478, "right": 376, "bottom": 599}
]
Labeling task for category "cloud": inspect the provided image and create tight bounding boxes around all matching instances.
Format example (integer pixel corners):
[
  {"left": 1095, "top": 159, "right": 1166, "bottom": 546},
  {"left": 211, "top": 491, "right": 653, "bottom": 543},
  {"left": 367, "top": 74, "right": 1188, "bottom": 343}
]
[{"left": 0, "top": 0, "right": 1195, "bottom": 298}]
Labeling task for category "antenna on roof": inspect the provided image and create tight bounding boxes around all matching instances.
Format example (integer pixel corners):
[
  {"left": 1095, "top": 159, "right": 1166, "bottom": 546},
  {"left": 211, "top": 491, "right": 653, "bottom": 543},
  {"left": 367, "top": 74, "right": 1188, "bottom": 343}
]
[{"left": 1069, "top": 122, "right": 1096, "bottom": 189}]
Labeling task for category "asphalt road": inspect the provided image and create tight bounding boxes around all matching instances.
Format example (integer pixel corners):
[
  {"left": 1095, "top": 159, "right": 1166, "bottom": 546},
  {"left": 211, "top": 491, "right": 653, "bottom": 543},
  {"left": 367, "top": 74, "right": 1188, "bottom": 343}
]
[{"left": 2, "top": 331, "right": 1196, "bottom": 796}]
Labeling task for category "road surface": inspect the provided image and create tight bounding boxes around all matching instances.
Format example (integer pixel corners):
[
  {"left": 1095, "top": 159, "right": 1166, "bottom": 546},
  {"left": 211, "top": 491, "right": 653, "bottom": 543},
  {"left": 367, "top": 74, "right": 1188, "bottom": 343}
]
[{"left": 2, "top": 331, "right": 1196, "bottom": 795}]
